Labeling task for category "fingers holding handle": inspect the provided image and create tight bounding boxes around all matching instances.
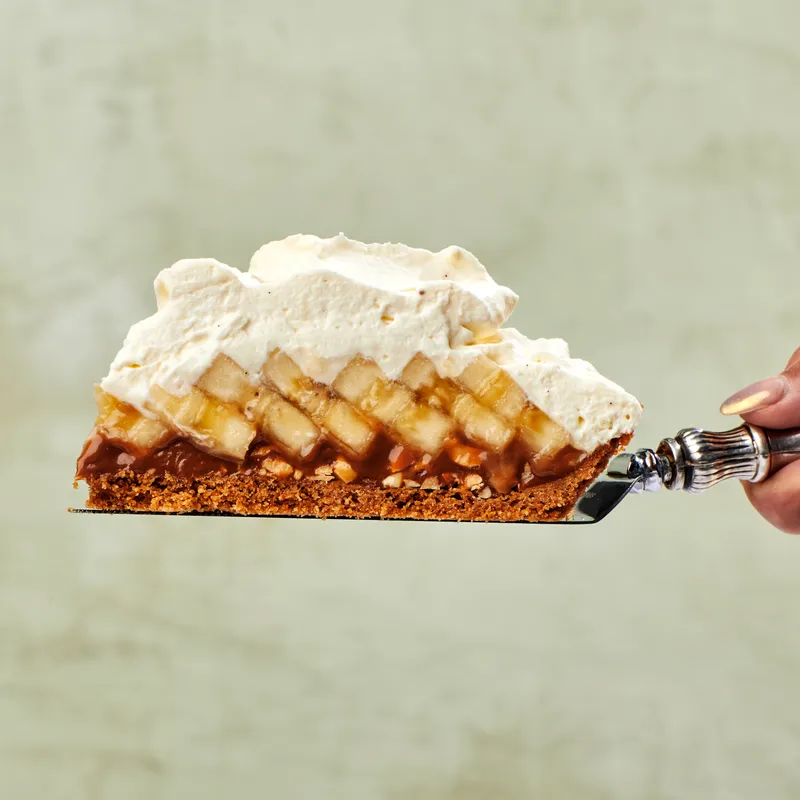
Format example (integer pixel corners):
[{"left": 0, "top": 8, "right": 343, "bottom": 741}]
[{"left": 721, "top": 347, "right": 800, "bottom": 533}]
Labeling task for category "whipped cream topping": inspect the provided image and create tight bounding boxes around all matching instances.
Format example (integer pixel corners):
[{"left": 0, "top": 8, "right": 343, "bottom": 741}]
[{"left": 101, "top": 234, "right": 642, "bottom": 452}]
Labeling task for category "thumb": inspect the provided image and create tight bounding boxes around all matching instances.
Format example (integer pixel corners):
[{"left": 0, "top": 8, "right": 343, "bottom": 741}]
[{"left": 720, "top": 347, "right": 800, "bottom": 429}]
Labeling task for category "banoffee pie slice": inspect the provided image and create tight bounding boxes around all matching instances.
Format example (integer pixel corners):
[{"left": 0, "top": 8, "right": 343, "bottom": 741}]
[{"left": 75, "top": 234, "right": 641, "bottom": 521}]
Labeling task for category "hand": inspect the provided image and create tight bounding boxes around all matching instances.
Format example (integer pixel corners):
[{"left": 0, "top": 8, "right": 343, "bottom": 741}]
[{"left": 721, "top": 348, "right": 800, "bottom": 533}]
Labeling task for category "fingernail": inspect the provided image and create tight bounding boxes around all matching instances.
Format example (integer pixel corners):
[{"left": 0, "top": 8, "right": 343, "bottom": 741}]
[{"left": 720, "top": 376, "right": 789, "bottom": 415}]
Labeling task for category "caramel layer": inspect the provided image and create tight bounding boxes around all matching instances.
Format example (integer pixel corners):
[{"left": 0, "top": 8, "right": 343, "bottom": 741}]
[{"left": 76, "top": 431, "right": 586, "bottom": 494}]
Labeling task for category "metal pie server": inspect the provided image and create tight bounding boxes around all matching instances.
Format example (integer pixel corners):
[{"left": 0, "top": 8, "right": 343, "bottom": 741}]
[{"left": 573, "top": 423, "right": 800, "bottom": 523}]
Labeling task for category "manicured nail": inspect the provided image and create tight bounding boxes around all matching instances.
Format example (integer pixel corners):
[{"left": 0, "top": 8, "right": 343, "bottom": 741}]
[{"left": 720, "top": 376, "right": 789, "bottom": 415}]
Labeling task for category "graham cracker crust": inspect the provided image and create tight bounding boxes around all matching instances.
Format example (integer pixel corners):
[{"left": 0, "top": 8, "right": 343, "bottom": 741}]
[{"left": 80, "top": 434, "right": 632, "bottom": 522}]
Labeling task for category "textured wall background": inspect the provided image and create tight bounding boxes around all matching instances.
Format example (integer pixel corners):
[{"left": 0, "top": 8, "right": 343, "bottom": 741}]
[{"left": 2, "top": 1, "right": 800, "bottom": 798}]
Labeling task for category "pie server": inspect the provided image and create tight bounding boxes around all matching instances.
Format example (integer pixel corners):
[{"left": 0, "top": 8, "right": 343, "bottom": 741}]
[
  {"left": 570, "top": 422, "right": 800, "bottom": 524},
  {"left": 70, "top": 423, "right": 800, "bottom": 524}
]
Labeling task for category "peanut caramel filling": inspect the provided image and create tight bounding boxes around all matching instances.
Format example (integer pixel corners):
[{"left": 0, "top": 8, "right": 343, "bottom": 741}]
[{"left": 77, "top": 431, "right": 585, "bottom": 495}]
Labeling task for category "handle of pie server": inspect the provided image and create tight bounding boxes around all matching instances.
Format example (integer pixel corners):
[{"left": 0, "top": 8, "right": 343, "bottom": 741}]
[{"left": 658, "top": 424, "right": 800, "bottom": 493}]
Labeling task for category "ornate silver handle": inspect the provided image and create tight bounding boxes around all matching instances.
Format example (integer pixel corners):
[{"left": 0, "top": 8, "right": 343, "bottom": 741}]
[{"left": 610, "top": 424, "right": 800, "bottom": 494}]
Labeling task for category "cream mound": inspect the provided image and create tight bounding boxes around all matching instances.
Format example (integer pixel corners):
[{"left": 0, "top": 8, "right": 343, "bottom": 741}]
[{"left": 101, "top": 233, "right": 642, "bottom": 452}]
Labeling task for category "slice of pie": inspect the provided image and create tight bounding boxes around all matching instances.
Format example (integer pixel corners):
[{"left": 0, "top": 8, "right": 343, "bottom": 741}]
[{"left": 75, "top": 234, "right": 641, "bottom": 521}]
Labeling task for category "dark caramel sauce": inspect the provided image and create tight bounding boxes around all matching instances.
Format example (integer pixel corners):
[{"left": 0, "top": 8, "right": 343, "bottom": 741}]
[{"left": 77, "top": 433, "right": 237, "bottom": 479}]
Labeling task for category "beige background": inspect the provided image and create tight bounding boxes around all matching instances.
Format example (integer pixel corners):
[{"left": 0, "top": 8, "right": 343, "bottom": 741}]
[{"left": 2, "top": 0, "right": 800, "bottom": 798}]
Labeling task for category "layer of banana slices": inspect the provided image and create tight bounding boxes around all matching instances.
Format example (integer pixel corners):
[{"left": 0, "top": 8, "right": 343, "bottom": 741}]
[{"left": 91, "top": 350, "right": 581, "bottom": 492}]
